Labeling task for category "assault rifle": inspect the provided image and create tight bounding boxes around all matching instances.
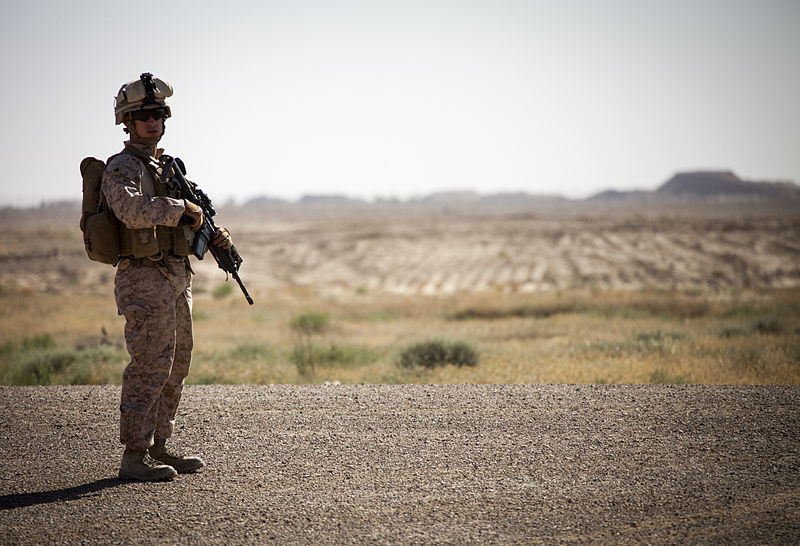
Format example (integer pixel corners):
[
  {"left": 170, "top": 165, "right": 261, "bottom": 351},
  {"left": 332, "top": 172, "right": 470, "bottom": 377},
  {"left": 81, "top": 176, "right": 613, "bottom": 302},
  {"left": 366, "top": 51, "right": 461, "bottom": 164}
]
[{"left": 158, "top": 155, "right": 254, "bottom": 305}]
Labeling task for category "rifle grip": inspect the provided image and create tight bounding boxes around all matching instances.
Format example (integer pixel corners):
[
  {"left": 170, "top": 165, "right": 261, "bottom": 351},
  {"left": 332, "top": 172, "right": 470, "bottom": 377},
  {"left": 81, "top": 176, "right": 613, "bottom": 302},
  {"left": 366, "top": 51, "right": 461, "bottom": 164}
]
[{"left": 193, "top": 227, "right": 211, "bottom": 260}]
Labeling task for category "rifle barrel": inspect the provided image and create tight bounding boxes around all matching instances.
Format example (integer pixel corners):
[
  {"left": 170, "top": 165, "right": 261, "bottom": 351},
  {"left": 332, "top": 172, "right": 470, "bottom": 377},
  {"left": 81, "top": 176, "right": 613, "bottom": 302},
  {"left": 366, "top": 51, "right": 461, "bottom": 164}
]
[{"left": 234, "top": 272, "right": 255, "bottom": 305}]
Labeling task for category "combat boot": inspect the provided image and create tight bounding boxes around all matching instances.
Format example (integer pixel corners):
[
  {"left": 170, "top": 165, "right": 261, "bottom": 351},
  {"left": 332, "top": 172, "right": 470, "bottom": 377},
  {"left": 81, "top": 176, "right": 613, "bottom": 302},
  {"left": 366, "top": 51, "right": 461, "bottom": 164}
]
[
  {"left": 149, "top": 439, "right": 205, "bottom": 473},
  {"left": 119, "top": 448, "right": 177, "bottom": 481}
]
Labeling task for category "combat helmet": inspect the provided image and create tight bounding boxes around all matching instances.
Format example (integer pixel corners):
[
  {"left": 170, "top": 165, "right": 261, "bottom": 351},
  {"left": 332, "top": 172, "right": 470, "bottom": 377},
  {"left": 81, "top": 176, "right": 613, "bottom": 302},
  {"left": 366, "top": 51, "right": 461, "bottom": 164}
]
[{"left": 114, "top": 73, "right": 173, "bottom": 125}]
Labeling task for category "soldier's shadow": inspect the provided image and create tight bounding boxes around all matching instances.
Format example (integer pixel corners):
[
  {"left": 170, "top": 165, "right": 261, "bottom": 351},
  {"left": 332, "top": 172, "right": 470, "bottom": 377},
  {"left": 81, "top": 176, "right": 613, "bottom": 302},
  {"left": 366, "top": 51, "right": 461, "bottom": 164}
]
[{"left": 0, "top": 478, "right": 125, "bottom": 510}]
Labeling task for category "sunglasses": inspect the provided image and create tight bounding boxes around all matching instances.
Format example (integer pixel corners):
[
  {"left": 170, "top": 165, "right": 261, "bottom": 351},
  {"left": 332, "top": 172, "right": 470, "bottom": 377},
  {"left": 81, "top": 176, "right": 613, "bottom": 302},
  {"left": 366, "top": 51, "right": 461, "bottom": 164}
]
[{"left": 130, "top": 108, "right": 167, "bottom": 122}]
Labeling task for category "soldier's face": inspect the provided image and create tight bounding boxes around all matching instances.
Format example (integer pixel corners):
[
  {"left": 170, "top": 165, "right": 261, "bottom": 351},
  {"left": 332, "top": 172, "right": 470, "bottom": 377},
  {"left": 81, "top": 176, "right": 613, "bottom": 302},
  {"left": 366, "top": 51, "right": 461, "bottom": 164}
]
[{"left": 132, "top": 117, "right": 164, "bottom": 140}]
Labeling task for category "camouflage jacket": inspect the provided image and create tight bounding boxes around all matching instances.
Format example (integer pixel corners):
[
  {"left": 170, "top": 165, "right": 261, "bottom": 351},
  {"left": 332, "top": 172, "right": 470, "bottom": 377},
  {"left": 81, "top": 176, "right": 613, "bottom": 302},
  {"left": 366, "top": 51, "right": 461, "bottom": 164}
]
[{"left": 102, "top": 141, "right": 185, "bottom": 230}]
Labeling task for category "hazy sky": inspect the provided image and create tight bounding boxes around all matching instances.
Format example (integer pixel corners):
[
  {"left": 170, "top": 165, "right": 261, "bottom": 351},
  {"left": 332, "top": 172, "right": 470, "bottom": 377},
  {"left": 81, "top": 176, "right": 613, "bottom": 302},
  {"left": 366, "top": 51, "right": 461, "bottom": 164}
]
[{"left": 1, "top": 0, "right": 798, "bottom": 206}]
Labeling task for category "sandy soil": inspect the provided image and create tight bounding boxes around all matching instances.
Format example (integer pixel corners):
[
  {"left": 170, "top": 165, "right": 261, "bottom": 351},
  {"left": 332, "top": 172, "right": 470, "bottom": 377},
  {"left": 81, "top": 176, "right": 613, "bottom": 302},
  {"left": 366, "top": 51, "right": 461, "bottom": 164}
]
[
  {"left": 1, "top": 384, "right": 798, "bottom": 544},
  {"left": 1, "top": 205, "right": 799, "bottom": 298}
]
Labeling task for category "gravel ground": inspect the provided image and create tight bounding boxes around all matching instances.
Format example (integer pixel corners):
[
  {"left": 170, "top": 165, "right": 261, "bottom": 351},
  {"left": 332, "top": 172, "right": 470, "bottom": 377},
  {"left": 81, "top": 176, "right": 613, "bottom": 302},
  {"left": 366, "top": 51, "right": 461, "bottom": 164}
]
[{"left": 1, "top": 384, "right": 798, "bottom": 544}]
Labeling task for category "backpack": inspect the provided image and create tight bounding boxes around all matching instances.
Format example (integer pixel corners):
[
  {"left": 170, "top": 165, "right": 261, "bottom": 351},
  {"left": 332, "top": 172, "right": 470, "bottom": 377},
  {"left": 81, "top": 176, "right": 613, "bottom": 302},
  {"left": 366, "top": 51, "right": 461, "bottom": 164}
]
[{"left": 80, "top": 156, "right": 120, "bottom": 264}]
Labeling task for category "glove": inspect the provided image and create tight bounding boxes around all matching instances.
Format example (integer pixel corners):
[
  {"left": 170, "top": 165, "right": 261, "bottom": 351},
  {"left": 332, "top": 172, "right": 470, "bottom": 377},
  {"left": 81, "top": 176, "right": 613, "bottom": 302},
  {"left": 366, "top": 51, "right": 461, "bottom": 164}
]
[
  {"left": 213, "top": 227, "right": 234, "bottom": 249},
  {"left": 183, "top": 200, "right": 204, "bottom": 232}
]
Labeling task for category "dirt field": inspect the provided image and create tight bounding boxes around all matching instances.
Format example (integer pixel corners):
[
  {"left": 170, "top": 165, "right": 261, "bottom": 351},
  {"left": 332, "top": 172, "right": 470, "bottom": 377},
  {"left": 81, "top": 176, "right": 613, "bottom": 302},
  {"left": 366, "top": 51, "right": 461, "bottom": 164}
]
[
  {"left": 1, "top": 384, "right": 798, "bottom": 544},
  {"left": 1, "top": 202, "right": 799, "bottom": 298},
  {"left": 1, "top": 204, "right": 798, "bottom": 542},
  {"left": 2, "top": 202, "right": 799, "bottom": 386}
]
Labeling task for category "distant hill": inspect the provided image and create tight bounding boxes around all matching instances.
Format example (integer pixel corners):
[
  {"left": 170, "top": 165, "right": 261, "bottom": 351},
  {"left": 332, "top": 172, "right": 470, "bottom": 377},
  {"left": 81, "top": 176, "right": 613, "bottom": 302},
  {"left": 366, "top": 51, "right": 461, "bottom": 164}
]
[
  {"left": 3, "top": 169, "right": 797, "bottom": 216},
  {"left": 591, "top": 171, "right": 800, "bottom": 202},
  {"left": 659, "top": 171, "right": 800, "bottom": 199},
  {"left": 589, "top": 189, "right": 652, "bottom": 202},
  {"left": 240, "top": 189, "right": 566, "bottom": 212},
  {"left": 298, "top": 194, "right": 367, "bottom": 206},
  {"left": 659, "top": 171, "right": 746, "bottom": 196},
  {"left": 408, "top": 191, "right": 565, "bottom": 207}
]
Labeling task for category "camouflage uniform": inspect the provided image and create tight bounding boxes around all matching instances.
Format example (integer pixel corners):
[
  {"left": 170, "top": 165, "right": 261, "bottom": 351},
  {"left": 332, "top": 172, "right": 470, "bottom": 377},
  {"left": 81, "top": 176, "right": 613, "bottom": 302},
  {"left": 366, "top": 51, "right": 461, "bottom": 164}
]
[{"left": 103, "top": 140, "right": 193, "bottom": 452}]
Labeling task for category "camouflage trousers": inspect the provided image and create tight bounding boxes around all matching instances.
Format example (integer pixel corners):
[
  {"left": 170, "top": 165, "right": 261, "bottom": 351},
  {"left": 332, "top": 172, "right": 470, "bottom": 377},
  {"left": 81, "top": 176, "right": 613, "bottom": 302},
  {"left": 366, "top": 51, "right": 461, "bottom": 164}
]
[{"left": 114, "top": 256, "right": 193, "bottom": 451}]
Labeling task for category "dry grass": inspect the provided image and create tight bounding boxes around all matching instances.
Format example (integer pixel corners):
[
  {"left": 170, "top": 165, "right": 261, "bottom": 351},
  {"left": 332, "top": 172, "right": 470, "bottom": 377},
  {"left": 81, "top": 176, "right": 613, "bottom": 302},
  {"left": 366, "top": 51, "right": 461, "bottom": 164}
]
[
  {"left": 2, "top": 203, "right": 798, "bottom": 386},
  {"left": 1, "top": 285, "right": 798, "bottom": 386}
]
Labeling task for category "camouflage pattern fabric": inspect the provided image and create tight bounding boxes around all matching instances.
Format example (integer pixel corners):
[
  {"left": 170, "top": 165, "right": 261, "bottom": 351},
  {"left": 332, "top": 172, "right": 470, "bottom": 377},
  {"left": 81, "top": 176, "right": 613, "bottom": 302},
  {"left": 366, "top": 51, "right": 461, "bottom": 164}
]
[
  {"left": 102, "top": 141, "right": 185, "bottom": 230},
  {"left": 103, "top": 140, "right": 194, "bottom": 451},
  {"left": 115, "top": 256, "right": 193, "bottom": 450}
]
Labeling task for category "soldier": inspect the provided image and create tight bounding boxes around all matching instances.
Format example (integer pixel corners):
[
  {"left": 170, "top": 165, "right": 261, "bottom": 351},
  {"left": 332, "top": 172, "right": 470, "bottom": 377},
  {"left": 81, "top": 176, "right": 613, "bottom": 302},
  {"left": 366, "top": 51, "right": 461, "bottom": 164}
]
[{"left": 104, "top": 73, "right": 233, "bottom": 481}]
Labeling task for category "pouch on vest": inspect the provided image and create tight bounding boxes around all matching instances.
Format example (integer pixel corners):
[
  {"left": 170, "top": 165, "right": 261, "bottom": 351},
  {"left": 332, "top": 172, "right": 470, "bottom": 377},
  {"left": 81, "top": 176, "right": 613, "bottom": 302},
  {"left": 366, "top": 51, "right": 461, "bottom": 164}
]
[{"left": 80, "top": 157, "right": 121, "bottom": 265}]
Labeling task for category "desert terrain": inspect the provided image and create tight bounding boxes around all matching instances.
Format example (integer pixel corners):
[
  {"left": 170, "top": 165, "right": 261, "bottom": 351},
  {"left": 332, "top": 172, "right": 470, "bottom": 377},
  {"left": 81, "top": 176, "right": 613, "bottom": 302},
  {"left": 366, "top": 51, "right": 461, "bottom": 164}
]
[
  {"left": 1, "top": 200, "right": 799, "bottom": 298},
  {"left": 1, "top": 198, "right": 799, "bottom": 387},
  {"left": 1, "top": 199, "right": 799, "bottom": 543}
]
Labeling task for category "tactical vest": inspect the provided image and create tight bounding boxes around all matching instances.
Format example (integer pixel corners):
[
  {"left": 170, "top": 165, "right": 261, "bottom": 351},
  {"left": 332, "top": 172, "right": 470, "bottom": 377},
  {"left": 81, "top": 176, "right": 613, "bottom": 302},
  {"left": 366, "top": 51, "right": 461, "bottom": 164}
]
[{"left": 115, "top": 146, "right": 194, "bottom": 259}]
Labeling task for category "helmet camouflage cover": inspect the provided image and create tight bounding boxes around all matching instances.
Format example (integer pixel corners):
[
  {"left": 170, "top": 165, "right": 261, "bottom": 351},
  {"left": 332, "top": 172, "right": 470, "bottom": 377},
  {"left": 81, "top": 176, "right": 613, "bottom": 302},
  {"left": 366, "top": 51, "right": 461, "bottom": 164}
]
[{"left": 114, "top": 73, "right": 173, "bottom": 125}]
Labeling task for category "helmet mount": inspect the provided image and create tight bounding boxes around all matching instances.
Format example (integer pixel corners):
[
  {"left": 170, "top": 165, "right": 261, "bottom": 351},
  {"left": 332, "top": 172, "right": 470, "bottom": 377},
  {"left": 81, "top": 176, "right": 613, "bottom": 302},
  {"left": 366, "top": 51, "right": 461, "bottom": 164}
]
[{"left": 140, "top": 73, "right": 158, "bottom": 106}]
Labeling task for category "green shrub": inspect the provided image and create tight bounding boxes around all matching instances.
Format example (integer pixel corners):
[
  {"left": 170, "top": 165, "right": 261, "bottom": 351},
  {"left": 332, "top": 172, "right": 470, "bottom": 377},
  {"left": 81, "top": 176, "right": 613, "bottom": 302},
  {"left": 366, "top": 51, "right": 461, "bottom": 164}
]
[
  {"left": 21, "top": 334, "right": 56, "bottom": 351},
  {"left": 649, "top": 369, "right": 690, "bottom": 385},
  {"left": 290, "top": 311, "right": 332, "bottom": 377},
  {"left": 627, "top": 298, "right": 710, "bottom": 319},
  {"left": 290, "top": 312, "right": 330, "bottom": 336},
  {"left": 212, "top": 282, "right": 234, "bottom": 299},
  {"left": 449, "top": 293, "right": 712, "bottom": 322},
  {"left": 2, "top": 338, "right": 127, "bottom": 385},
  {"left": 227, "top": 343, "right": 277, "bottom": 362},
  {"left": 753, "top": 318, "right": 782, "bottom": 335},
  {"left": 450, "top": 303, "right": 580, "bottom": 321},
  {"left": 290, "top": 343, "right": 375, "bottom": 371},
  {"left": 12, "top": 349, "right": 75, "bottom": 385},
  {"left": 447, "top": 341, "right": 480, "bottom": 367},
  {"left": 718, "top": 327, "right": 745, "bottom": 338},
  {"left": 722, "top": 305, "right": 758, "bottom": 318},
  {"left": 581, "top": 330, "right": 686, "bottom": 358},
  {"left": 635, "top": 330, "right": 687, "bottom": 345},
  {"left": 397, "top": 340, "right": 479, "bottom": 368}
]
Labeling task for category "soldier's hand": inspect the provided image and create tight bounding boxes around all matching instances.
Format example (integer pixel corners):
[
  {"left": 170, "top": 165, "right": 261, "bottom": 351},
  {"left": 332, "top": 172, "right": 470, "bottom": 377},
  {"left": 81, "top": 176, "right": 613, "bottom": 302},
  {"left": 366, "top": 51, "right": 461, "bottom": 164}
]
[
  {"left": 213, "top": 227, "right": 234, "bottom": 249},
  {"left": 183, "top": 200, "right": 204, "bottom": 232}
]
